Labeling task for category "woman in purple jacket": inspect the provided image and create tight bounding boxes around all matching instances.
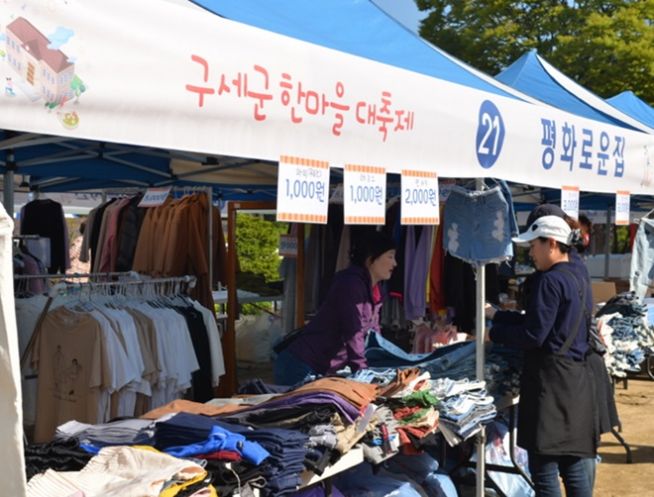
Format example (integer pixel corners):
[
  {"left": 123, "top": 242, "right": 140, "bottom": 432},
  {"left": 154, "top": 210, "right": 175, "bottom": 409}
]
[{"left": 274, "top": 230, "right": 397, "bottom": 385}]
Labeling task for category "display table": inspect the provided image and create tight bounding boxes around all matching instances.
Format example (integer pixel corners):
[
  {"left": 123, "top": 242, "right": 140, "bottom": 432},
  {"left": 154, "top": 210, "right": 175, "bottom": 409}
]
[{"left": 212, "top": 289, "right": 283, "bottom": 305}]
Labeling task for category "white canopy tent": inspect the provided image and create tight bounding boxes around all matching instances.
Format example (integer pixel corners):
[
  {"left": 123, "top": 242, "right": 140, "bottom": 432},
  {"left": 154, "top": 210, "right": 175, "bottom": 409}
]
[{"left": 2, "top": 0, "right": 654, "bottom": 194}]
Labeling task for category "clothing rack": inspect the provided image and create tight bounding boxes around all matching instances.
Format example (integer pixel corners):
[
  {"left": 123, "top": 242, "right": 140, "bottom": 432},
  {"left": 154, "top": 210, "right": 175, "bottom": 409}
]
[
  {"left": 14, "top": 270, "right": 141, "bottom": 281},
  {"left": 48, "top": 275, "right": 198, "bottom": 298},
  {"left": 99, "top": 186, "right": 214, "bottom": 291}
]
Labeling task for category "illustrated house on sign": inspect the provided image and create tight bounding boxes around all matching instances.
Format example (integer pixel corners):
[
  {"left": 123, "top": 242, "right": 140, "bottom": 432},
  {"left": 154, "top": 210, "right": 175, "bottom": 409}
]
[{"left": 5, "top": 17, "right": 75, "bottom": 103}]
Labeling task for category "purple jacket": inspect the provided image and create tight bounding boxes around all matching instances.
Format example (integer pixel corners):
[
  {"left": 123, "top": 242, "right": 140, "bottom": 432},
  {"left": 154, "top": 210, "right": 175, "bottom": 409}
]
[{"left": 287, "top": 265, "right": 382, "bottom": 374}]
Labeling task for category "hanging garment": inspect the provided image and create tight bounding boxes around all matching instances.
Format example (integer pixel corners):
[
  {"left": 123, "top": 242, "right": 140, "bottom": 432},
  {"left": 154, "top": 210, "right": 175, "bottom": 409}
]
[
  {"left": 20, "top": 199, "right": 69, "bottom": 273},
  {"left": 403, "top": 226, "right": 434, "bottom": 321},
  {"left": 442, "top": 185, "right": 513, "bottom": 265},
  {"left": 629, "top": 215, "right": 654, "bottom": 298}
]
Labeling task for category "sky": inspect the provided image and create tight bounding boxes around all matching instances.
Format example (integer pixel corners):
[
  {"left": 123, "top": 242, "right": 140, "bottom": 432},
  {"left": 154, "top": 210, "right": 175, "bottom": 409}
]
[{"left": 372, "top": 0, "right": 427, "bottom": 33}]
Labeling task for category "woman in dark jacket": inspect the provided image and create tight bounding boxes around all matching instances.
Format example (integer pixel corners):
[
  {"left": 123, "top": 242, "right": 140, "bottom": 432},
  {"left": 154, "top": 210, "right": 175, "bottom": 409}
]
[
  {"left": 274, "top": 230, "right": 397, "bottom": 385},
  {"left": 487, "top": 215, "right": 597, "bottom": 497}
]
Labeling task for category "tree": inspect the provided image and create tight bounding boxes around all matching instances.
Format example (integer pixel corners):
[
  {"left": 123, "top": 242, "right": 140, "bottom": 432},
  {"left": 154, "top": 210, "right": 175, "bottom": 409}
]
[
  {"left": 416, "top": 0, "right": 654, "bottom": 104},
  {"left": 235, "top": 213, "right": 287, "bottom": 282}
]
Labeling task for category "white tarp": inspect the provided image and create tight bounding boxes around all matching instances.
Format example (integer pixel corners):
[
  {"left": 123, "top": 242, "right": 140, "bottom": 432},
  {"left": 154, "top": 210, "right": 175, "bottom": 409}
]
[
  {"left": 0, "top": 201, "right": 26, "bottom": 497},
  {"left": 2, "top": 0, "right": 654, "bottom": 195}
]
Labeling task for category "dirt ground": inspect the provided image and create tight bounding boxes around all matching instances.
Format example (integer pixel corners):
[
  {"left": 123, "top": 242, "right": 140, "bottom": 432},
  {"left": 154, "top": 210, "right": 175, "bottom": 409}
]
[{"left": 595, "top": 377, "right": 654, "bottom": 497}]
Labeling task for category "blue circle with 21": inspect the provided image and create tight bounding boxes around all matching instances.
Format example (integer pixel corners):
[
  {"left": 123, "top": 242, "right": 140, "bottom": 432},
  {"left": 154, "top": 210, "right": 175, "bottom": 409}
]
[{"left": 475, "top": 100, "right": 505, "bottom": 169}]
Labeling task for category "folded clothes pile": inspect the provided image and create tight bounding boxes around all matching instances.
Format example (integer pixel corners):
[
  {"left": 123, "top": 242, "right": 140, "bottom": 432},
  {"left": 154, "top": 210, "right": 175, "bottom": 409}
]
[
  {"left": 596, "top": 292, "right": 654, "bottom": 377},
  {"left": 431, "top": 378, "right": 497, "bottom": 446},
  {"left": 55, "top": 419, "right": 155, "bottom": 453}
]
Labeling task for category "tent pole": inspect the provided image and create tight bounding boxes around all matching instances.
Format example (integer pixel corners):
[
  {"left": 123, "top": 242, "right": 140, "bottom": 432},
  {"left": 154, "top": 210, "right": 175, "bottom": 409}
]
[
  {"left": 207, "top": 186, "right": 213, "bottom": 291},
  {"left": 224, "top": 201, "right": 238, "bottom": 395},
  {"left": 604, "top": 207, "right": 612, "bottom": 279},
  {"left": 475, "top": 178, "right": 486, "bottom": 497},
  {"left": 295, "top": 223, "right": 305, "bottom": 328},
  {"left": 3, "top": 149, "right": 15, "bottom": 219}
]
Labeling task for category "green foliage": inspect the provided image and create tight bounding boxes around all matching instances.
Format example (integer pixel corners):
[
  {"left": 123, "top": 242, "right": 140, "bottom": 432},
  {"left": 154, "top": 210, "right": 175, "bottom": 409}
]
[
  {"left": 235, "top": 213, "right": 287, "bottom": 283},
  {"left": 417, "top": 0, "right": 654, "bottom": 103}
]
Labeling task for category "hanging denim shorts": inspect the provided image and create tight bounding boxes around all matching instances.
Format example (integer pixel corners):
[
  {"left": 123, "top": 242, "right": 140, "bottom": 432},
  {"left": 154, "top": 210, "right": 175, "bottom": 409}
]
[{"left": 442, "top": 185, "right": 513, "bottom": 265}]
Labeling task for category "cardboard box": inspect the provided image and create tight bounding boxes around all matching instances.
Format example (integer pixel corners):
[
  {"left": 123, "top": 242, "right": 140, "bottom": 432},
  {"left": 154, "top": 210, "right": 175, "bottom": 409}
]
[{"left": 591, "top": 281, "right": 617, "bottom": 307}]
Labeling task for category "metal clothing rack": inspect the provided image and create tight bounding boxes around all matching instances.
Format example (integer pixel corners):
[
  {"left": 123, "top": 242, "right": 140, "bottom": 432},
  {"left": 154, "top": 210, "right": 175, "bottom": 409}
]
[{"left": 47, "top": 274, "right": 198, "bottom": 298}]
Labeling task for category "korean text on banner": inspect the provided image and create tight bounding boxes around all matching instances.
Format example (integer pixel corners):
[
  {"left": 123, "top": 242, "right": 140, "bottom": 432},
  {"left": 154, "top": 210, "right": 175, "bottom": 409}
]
[
  {"left": 276, "top": 156, "right": 330, "bottom": 224},
  {"left": 401, "top": 170, "right": 439, "bottom": 225},
  {"left": 615, "top": 191, "right": 630, "bottom": 226},
  {"left": 561, "top": 186, "right": 580, "bottom": 219},
  {"left": 343, "top": 164, "right": 387, "bottom": 225}
]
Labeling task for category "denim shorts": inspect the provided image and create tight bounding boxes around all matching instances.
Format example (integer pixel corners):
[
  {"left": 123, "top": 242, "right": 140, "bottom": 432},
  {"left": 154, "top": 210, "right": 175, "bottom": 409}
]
[{"left": 443, "top": 185, "right": 513, "bottom": 264}]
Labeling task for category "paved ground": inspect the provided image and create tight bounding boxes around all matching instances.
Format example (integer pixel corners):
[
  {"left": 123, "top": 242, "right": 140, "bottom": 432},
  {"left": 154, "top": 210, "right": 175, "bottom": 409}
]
[{"left": 595, "top": 377, "right": 654, "bottom": 497}]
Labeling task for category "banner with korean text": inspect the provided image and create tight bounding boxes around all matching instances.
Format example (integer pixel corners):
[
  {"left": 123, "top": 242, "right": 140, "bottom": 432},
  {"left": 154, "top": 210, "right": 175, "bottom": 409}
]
[{"left": 2, "top": 0, "right": 654, "bottom": 196}]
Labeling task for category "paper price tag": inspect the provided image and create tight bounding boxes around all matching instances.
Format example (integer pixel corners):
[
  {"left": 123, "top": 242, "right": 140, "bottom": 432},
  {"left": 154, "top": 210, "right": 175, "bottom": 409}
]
[
  {"left": 279, "top": 234, "right": 298, "bottom": 257},
  {"left": 615, "top": 191, "right": 630, "bottom": 226},
  {"left": 401, "top": 170, "right": 439, "bottom": 225},
  {"left": 561, "top": 186, "right": 580, "bottom": 219},
  {"left": 138, "top": 187, "right": 171, "bottom": 207},
  {"left": 343, "top": 164, "right": 387, "bottom": 225},
  {"left": 276, "top": 155, "right": 330, "bottom": 224}
]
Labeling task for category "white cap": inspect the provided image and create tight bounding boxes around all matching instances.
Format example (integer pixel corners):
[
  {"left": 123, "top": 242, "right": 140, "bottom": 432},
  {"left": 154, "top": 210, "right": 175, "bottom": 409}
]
[{"left": 513, "top": 215, "right": 571, "bottom": 246}]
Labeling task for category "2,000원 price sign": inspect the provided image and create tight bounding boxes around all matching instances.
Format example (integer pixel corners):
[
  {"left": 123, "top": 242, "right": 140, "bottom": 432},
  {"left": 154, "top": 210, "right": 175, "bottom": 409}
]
[
  {"left": 343, "top": 164, "right": 387, "bottom": 225},
  {"left": 401, "top": 170, "right": 439, "bottom": 225},
  {"left": 276, "top": 155, "right": 330, "bottom": 224}
]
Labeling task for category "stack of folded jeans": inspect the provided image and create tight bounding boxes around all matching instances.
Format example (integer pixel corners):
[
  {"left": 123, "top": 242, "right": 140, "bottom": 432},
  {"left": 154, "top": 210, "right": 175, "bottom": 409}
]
[
  {"left": 430, "top": 378, "right": 497, "bottom": 446},
  {"left": 596, "top": 292, "right": 654, "bottom": 377},
  {"left": 366, "top": 333, "right": 522, "bottom": 400},
  {"left": 153, "top": 412, "right": 270, "bottom": 465},
  {"left": 54, "top": 419, "right": 155, "bottom": 453},
  {"left": 215, "top": 420, "right": 310, "bottom": 497},
  {"left": 424, "top": 344, "right": 522, "bottom": 401}
]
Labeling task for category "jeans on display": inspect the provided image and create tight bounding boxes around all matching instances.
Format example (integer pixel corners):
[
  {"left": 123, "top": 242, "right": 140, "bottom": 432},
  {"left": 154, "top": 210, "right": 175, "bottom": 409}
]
[
  {"left": 365, "top": 331, "right": 475, "bottom": 370},
  {"left": 528, "top": 453, "right": 593, "bottom": 497},
  {"left": 442, "top": 185, "right": 513, "bottom": 265},
  {"left": 495, "top": 179, "right": 519, "bottom": 237},
  {"left": 630, "top": 216, "right": 654, "bottom": 299},
  {"left": 273, "top": 349, "right": 316, "bottom": 386}
]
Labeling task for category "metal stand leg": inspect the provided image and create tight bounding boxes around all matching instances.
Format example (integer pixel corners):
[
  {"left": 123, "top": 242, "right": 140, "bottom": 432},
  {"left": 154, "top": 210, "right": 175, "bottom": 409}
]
[
  {"left": 610, "top": 428, "right": 633, "bottom": 464},
  {"left": 509, "top": 404, "right": 534, "bottom": 489}
]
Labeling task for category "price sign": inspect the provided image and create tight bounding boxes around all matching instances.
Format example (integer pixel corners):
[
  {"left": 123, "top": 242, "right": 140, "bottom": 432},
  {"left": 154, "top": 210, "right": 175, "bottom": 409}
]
[
  {"left": 138, "top": 187, "right": 171, "bottom": 207},
  {"left": 401, "top": 170, "right": 439, "bottom": 225},
  {"left": 615, "top": 191, "right": 630, "bottom": 226},
  {"left": 561, "top": 185, "right": 580, "bottom": 219},
  {"left": 276, "top": 155, "right": 330, "bottom": 224},
  {"left": 343, "top": 164, "right": 387, "bottom": 225},
  {"left": 279, "top": 234, "right": 298, "bottom": 258}
]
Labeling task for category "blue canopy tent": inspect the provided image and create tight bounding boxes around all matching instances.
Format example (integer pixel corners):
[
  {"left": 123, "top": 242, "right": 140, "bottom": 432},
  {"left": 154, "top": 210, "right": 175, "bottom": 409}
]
[
  {"left": 496, "top": 49, "right": 652, "bottom": 132},
  {"left": 607, "top": 91, "right": 654, "bottom": 130},
  {"left": 496, "top": 50, "right": 654, "bottom": 213}
]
